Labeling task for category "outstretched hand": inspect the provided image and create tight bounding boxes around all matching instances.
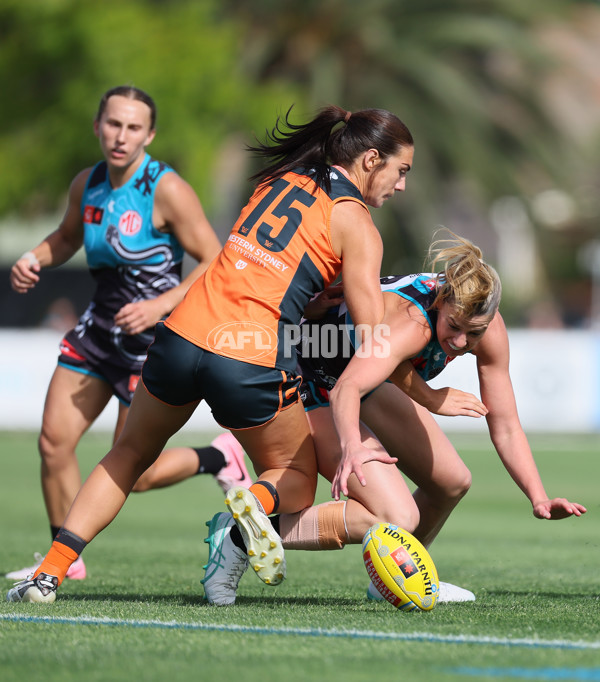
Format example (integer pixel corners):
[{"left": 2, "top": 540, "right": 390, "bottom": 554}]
[
  {"left": 427, "top": 387, "right": 488, "bottom": 417},
  {"left": 532, "top": 497, "right": 587, "bottom": 520},
  {"left": 331, "top": 443, "right": 397, "bottom": 500}
]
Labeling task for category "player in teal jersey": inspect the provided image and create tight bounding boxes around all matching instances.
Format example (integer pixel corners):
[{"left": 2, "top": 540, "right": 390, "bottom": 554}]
[
  {"left": 200, "top": 231, "right": 586, "bottom": 605},
  {"left": 7, "top": 86, "right": 250, "bottom": 582}
]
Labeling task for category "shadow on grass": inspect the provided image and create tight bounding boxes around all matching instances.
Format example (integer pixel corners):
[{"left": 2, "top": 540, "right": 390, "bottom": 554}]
[
  {"left": 482, "top": 589, "right": 593, "bottom": 600},
  {"left": 24, "top": 592, "right": 363, "bottom": 608}
]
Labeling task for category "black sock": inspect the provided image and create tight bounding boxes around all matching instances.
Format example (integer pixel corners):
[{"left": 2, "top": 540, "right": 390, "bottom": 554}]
[
  {"left": 50, "top": 525, "right": 61, "bottom": 542},
  {"left": 55, "top": 528, "right": 87, "bottom": 556},
  {"left": 229, "top": 515, "right": 280, "bottom": 553},
  {"left": 193, "top": 446, "right": 226, "bottom": 475},
  {"left": 229, "top": 524, "right": 245, "bottom": 551}
]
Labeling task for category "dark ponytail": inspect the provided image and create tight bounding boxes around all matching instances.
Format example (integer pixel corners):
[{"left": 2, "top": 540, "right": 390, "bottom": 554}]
[{"left": 249, "top": 105, "right": 413, "bottom": 191}]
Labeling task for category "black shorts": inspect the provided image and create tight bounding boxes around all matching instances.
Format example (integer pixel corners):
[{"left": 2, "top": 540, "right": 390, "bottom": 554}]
[
  {"left": 58, "top": 335, "right": 142, "bottom": 406},
  {"left": 142, "top": 323, "right": 301, "bottom": 429}
]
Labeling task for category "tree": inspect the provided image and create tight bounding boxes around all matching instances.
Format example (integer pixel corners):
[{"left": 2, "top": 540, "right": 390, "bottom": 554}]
[
  {"left": 224, "top": 0, "right": 598, "bottom": 321},
  {"left": 0, "top": 0, "right": 300, "bottom": 219}
]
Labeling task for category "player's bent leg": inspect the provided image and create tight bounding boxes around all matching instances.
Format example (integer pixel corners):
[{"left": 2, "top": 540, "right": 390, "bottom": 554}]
[
  {"left": 133, "top": 432, "right": 252, "bottom": 494},
  {"left": 233, "top": 401, "right": 319, "bottom": 514},
  {"left": 220, "top": 403, "right": 319, "bottom": 587},
  {"left": 360, "top": 383, "right": 471, "bottom": 547},
  {"left": 132, "top": 446, "right": 201, "bottom": 492},
  {"left": 308, "top": 405, "right": 419, "bottom": 541},
  {"left": 404, "top": 423, "right": 471, "bottom": 548}
]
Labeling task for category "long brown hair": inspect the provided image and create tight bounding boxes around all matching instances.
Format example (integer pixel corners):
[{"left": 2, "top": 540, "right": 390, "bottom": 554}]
[{"left": 248, "top": 105, "right": 413, "bottom": 191}]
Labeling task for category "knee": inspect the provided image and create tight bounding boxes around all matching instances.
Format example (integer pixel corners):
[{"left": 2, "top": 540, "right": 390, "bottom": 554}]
[
  {"left": 38, "top": 431, "right": 54, "bottom": 460},
  {"left": 131, "top": 471, "right": 153, "bottom": 493},
  {"left": 287, "top": 480, "right": 317, "bottom": 512},
  {"left": 432, "top": 467, "right": 472, "bottom": 507},
  {"left": 360, "top": 497, "right": 420, "bottom": 536},
  {"left": 296, "top": 486, "right": 317, "bottom": 510},
  {"left": 386, "top": 505, "right": 420, "bottom": 535},
  {"left": 445, "top": 468, "right": 472, "bottom": 502},
  {"left": 273, "top": 471, "right": 317, "bottom": 513},
  {"left": 38, "top": 430, "right": 73, "bottom": 466}
]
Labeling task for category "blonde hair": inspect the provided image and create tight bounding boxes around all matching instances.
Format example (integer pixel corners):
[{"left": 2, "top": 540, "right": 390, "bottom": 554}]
[{"left": 425, "top": 229, "right": 502, "bottom": 320}]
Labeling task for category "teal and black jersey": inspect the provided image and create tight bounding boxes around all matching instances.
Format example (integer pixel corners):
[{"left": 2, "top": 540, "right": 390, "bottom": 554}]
[
  {"left": 298, "top": 274, "right": 457, "bottom": 408},
  {"left": 81, "top": 153, "right": 183, "bottom": 317},
  {"left": 379, "top": 273, "right": 455, "bottom": 381},
  {"left": 58, "top": 154, "right": 185, "bottom": 404}
]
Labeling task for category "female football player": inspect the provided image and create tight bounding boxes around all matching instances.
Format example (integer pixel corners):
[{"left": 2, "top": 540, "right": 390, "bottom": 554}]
[
  {"left": 201, "top": 231, "right": 586, "bottom": 604},
  {"left": 6, "top": 85, "right": 250, "bottom": 583},
  {"left": 9, "top": 104, "right": 415, "bottom": 603}
]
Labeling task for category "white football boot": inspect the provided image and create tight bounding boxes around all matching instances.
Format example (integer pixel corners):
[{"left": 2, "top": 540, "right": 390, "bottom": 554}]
[
  {"left": 201, "top": 512, "right": 248, "bottom": 606},
  {"left": 7, "top": 573, "right": 58, "bottom": 603},
  {"left": 437, "top": 581, "right": 475, "bottom": 602},
  {"left": 224, "top": 486, "right": 285, "bottom": 586},
  {"left": 367, "top": 580, "right": 475, "bottom": 603}
]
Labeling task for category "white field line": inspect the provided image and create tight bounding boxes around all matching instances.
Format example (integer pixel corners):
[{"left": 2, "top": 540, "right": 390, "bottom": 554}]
[{"left": 1, "top": 613, "right": 600, "bottom": 650}]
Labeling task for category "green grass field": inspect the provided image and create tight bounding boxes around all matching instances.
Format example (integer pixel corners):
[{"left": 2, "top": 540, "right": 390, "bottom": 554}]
[{"left": 1, "top": 429, "right": 598, "bottom": 682}]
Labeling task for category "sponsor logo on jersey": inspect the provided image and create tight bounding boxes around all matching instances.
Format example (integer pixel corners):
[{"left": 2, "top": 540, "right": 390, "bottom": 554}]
[
  {"left": 83, "top": 205, "right": 104, "bottom": 225},
  {"left": 118, "top": 210, "right": 143, "bottom": 236}
]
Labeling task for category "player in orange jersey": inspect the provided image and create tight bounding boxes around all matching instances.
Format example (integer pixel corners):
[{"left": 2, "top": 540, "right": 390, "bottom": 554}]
[
  {"left": 8, "top": 105, "right": 415, "bottom": 605},
  {"left": 201, "top": 232, "right": 585, "bottom": 606}
]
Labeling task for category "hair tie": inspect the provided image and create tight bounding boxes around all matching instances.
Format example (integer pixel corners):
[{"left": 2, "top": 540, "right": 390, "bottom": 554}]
[{"left": 344, "top": 110, "right": 352, "bottom": 123}]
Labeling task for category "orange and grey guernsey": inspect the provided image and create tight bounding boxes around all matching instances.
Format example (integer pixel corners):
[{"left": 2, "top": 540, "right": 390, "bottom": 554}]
[{"left": 166, "top": 167, "right": 369, "bottom": 372}]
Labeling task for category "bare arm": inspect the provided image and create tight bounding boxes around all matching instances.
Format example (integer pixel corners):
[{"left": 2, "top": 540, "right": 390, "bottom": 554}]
[
  {"left": 10, "top": 171, "right": 89, "bottom": 293},
  {"left": 327, "top": 201, "right": 389, "bottom": 497},
  {"left": 476, "top": 313, "right": 586, "bottom": 520},
  {"left": 113, "top": 173, "right": 222, "bottom": 335},
  {"left": 329, "top": 298, "right": 429, "bottom": 498},
  {"left": 389, "top": 361, "right": 488, "bottom": 417},
  {"left": 330, "top": 200, "right": 384, "bottom": 331}
]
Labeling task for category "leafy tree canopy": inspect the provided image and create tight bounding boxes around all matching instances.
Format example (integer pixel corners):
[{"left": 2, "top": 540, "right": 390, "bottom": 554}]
[{"left": 0, "top": 0, "right": 301, "bottom": 217}]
